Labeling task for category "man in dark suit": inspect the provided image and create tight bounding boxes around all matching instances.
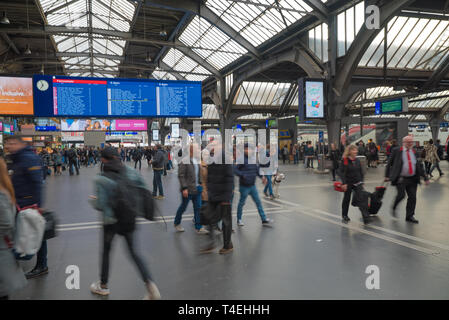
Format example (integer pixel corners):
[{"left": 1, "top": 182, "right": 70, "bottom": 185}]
[{"left": 385, "top": 135, "right": 429, "bottom": 223}]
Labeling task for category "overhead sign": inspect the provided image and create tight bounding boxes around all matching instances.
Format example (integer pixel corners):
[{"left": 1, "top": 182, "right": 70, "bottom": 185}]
[
  {"left": 35, "top": 126, "right": 58, "bottom": 131},
  {"left": 375, "top": 97, "right": 408, "bottom": 114},
  {"left": 61, "top": 119, "right": 115, "bottom": 131},
  {"left": 0, "top": 76, "right": 34, "bottom": 115},
  {"left": 115, "top": 119, "right": 147, "bottom": 131},
  {"left": 33, "top": 75, "right": 202, "bottom": 117}
]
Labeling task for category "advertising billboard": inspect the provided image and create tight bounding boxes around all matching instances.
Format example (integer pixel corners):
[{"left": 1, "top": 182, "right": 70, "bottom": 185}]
[
  {"left": 0, "top": 76, "right": 34, "bottom": 115},
  {"left": 305, "top": 81, "right": 324, "bottom": 118},
  {"left": 115, "top": 119, "right": 147, "bottom": 131},
  {"left": 61, "top": 119, "right": 115, "bottom": 131},
  {"left": 3, "top": 124, "right": 11, "bottom": 134},
  {"left": 152, "top": 129, "right": 159, "bottom": 141},
  {"left": 171, "top": 123, "right": 180, "bottom": 138},
  {"left": 33, "top": 75, "right": 202, "bottom": 117}
]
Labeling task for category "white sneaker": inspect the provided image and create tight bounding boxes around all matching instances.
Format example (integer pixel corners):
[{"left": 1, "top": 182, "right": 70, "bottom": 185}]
[
  {"left": 237, "top": 220, "right": 244, "bottom": 226},
  {"left": 196, "top": 227, "right": 209, "bottom": 234},
  {"left": 90, "top": 281, "right": 110, "bottom": 296},
  {"left": 174, "top": 224, "right": 185, "bottom": 232},
  {"left": 143, "top": 281, "right": 161, "bottom": 300}
]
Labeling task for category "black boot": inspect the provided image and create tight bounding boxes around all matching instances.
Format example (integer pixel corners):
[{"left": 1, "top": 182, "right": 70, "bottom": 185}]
[{"left": 25, "top": 266, "right": 49, "bottom": 279}]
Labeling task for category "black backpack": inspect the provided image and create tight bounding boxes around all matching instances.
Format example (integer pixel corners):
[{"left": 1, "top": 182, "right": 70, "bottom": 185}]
[{"left": 103, "top": 171, "right": 138, "bottom": 235}]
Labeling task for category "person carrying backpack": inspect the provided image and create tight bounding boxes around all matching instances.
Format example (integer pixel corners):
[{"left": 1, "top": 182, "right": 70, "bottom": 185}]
[
  {"left": 88, "top": 147, "right": 160, "bottom": 299},
  {"left": 68, "top": 145, "right": 79, "bottom": 176}
]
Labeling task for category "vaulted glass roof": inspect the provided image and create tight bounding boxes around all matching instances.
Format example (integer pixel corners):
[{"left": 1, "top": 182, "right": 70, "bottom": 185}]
[
  {"left": 202, "top": 104, "right": 220, "bottom": 120},
  {"left": 38, "top": 0, "right": 135, "bottom": 77},
  {"left": 205, "top": 0, "right": 318, "bottom": 47},
  {"left": 360, "top": 16, "right": 449, "bottom": 70},
  {"left": 178, "top": 16, "right": 247, "bottom": 70},
  {"left": 162, "top": 48, "right": 212, "bottom": 82},
  {"left": 234, "top": 81, "right": 291, "bottom": 106}
]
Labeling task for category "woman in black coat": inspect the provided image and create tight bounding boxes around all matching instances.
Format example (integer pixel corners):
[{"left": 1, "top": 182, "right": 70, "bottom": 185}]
[{"left": 338, "top": 145, "right": 370, "bottom": 224}]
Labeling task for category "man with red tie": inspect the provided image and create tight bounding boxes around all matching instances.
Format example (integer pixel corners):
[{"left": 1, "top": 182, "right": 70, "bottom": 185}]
[{"left": 385, "top": 135, "right": 429, "bottom": 223}]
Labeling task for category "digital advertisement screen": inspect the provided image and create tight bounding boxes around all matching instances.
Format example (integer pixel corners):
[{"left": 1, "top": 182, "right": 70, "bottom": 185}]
[
  {"left": 115, "top": 119, "right": 147, "bottom": 131},
  {"left": 152, "top": 129, "right": 159, "bottom": 141},
  {"left": 33, "top": 75, "right": 202, "bottom": 117},
  {"left": 0, "top": 76, "right": 34, "bottom": 115},
  {"left": 171, "top": 123, "right": 180, "bottom": 138},
  {"left": 4, "top": 124, "right": 11, "bottom": 134},
  {"left": 0, "top": 121, "right": 2, "bottom": 131},
  {"left": 61, "top": 119, "right": 115, "bottom": 131},
  {"left": 305, "top": 81, "right": 324, "bottom": 118}
]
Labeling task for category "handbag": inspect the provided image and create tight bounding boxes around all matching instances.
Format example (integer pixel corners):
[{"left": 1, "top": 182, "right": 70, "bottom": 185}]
[
  {"left": 200, "top": 202, "right": 222, "bottom": 226},
  {"left": 42, "top": 210, "right": 57, "bottom": 240}
]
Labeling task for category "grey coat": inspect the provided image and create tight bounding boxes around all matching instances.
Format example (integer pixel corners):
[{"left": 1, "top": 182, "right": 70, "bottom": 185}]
[
  {"left": 178, "top": 161, "right": 202, "bottom": 195},
  {"left": 0, "top": 191, "right": 27, "bottom": 297}
]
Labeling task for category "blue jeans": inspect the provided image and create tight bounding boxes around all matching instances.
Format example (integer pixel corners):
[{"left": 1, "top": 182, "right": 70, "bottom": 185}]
[
  {"left": 36, "top": 240, "right": 47, "bottom": 269},
  {"left": 237, "top": 185, "right": 267, "bottom": 222},
  {"left": 263, "top": 175, "right": 273, "bottom": 196},
  {"left": 152, "top": 170, "right": 164, "bottom": 196},
  {"left": 174, "top": 186, "right": 202, "bottom": 230}
]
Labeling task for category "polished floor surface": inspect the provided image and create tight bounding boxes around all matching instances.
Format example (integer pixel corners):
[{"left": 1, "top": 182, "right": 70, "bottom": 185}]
[{"left": 10, "top": 159, "right": 449, "bottom": 300}]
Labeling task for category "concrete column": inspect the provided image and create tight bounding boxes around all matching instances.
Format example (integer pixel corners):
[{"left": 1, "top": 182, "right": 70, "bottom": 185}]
[{"left": 327, "top": 118, "right": 341, "bottom": 149}]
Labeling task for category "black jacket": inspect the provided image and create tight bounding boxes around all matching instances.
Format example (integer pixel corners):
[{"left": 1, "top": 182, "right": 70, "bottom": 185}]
[
  {"left": 234, "top": 155, "right": 261, "bottom": 186},
  {"left": 207, "top": 163, "right": 234, "bottom": 202},
  {"left": 385, "top": 147, "right": 428, "bottom": 185},
  {"left": 8, "top": 146, "right": 43, "bottom": 208},
  {"left": 330, "top": 149, "right": 341, "bottom": 167},
  {"left": 338, "top": 157, "right": 364, "bottom": 185}
]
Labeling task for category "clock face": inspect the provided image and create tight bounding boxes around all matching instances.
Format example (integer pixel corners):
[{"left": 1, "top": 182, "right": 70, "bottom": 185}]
[{"left": 37, "top": 80, "right": 49, "bottom": 91}]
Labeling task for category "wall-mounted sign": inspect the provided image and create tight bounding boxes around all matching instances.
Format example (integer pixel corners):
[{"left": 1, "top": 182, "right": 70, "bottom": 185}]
[{"left": 375, "top": 97, "right": 408, "bottom": 114}]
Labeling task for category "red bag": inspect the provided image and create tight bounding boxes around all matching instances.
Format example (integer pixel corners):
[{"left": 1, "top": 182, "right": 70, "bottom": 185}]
[
  {"left": 334, "top": 157, "right": 349, "bottom": 192},
  {"left": 334, "top": 181, "right": 344, "bottom": 192}
]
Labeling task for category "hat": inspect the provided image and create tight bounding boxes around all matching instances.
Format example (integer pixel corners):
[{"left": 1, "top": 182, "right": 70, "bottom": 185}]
[{"left": 101, "top": 147, "right": 119, "bottom": 160}]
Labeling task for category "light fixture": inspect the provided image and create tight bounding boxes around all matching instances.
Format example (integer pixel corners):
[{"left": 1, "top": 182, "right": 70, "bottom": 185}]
[
  {"left": 159, "top": 25, "right": 167, "bottom": 37},
  {"left": 0, "top": 11, "right": 10, "bottom": 24},
  {"left": 40, "top": 64, "right": 44, "bottom": 74},
  {"left": 146, "top": 52, "right": 152, "bottom": 62},
  {"left": 24, "top": 44, "right": 31, "bottom": 55}
]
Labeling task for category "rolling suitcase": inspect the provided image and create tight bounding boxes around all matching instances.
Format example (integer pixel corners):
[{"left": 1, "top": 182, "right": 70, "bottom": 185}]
[{"left": 368, "top": 184, "right": 387, "bottom": 215}]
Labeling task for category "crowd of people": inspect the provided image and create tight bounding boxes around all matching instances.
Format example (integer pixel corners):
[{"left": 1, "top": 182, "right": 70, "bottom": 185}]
[
  {"left": 0, "top": 133, "right": 446, "bottom": 300},
  {"left": 0, "top": 137, "right": 279, "bottom": 300},
  {"left": 337, "top": 136, "right": 448, "bottom": 226}
]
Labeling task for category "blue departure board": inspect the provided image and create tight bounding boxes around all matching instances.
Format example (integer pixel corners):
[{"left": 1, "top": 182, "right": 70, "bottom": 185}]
[{"left": 33, "top": 75, "right": 202, "bottom": 117}]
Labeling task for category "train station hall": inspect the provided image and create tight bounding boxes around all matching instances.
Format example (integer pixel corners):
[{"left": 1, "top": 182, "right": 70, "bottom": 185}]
[{"left": 0, "top": 0, "right": 449, "bottom": 305}]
